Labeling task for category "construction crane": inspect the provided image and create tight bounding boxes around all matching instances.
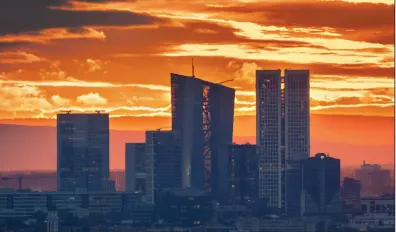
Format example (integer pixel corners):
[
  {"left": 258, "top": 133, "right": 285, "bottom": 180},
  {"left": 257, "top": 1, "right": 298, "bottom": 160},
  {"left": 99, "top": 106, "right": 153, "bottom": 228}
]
[
  {"left": 156, "top": 126, "right": 171, "bottom": 132},
  {"left": 218, "top": 79, "right": 234, "bottom": 85},
  {"left": 1, "top": 174, "right": 53, "bottom": 191},
  {"left": 60, "top": 110, "right": 72, "bottom": 114},
  {"left": 191, "top": 58, "right": 195, "bottom": 78}
]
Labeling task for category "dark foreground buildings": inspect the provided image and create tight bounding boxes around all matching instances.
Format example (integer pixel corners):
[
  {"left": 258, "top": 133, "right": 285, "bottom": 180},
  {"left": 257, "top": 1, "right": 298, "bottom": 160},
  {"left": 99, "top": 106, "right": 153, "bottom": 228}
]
[
  {"left": 171, "top": 73, "right": 235, "bottom": 199},
  {"left": 57, "top": 112, "right": 110, "bottom": 192},
  {"left": 145, "top": 130, "right": 182, "bottom": 204},
  {"left": 285, "top": 153, "right": 341, "bottom": 217},
  {"left": 125, "top": 143, "right": 146, "bottom": 193},
  {"left": 227, "top": 144, "right": 258, "bottom": 205}
]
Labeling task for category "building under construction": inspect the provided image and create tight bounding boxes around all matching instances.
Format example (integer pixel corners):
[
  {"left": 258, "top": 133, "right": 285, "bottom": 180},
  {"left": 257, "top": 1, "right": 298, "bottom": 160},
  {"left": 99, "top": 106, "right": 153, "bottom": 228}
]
[{"left": 170, "top": 73, "right": 235, "bottom": 199}]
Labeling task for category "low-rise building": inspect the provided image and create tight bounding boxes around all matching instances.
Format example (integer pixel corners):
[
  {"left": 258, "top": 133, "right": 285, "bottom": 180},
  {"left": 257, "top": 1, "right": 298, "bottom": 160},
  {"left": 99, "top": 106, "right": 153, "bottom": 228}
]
[
  {"left": 236, "top": 216, "right": 316, "bottom": 232},
  {"left": 0, "top": 191, "right": 148, "bottom": 219}
]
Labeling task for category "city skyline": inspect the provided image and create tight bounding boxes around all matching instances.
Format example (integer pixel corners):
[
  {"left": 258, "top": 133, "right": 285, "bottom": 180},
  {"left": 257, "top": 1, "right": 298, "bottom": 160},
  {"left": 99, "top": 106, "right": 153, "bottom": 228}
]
[{"left": 0, "top": 0, "right": 394, "bottom": 170}]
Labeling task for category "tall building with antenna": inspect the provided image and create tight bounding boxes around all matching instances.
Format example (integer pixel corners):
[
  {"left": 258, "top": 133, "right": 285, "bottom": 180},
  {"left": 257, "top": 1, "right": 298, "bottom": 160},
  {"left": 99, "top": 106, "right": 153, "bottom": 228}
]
[
  {"left": 57, "top": 112, "right": 110, "bottom": 192},
  {"left": 256, "top": 69, "right": 310, "bottom": 213},
  {"left": 170, "top": 68, "right": 235, "bottom": 200}
]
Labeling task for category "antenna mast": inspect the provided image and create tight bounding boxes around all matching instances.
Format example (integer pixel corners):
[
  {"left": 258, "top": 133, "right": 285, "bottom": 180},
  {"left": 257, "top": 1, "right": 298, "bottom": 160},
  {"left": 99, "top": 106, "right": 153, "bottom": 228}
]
[{"left": 192, "top": 58, "right": 195, "bottom": 78}]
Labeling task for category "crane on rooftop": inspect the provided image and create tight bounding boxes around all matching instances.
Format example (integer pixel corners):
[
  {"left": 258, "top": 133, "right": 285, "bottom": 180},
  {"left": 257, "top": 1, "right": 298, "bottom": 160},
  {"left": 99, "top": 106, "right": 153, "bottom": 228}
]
[
  {"left": 217, "top": 79, "right": 234, "bottom": 85},
  {"left": 156, "top": 126, "right": 171, "bottom": 132},
  {"left": 1, "top": 174, "right": 53, "bottom": 191}
]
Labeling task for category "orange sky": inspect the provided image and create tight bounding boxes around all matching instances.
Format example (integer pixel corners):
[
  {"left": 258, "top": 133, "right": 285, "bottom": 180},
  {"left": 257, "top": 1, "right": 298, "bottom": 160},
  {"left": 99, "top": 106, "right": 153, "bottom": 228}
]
[{"left": 0, "top": 0, "right": 394, "bottom": 168}]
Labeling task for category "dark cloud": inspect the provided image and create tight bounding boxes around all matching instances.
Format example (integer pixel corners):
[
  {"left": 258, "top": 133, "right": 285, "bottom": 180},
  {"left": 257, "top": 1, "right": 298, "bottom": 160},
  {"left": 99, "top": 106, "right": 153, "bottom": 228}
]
[
  {"left": 0, "top": 0, "right": 165, "bottom": 35},
  {"left": 205, "top": 1, "right": 394, "bottom": 30},
  {"left": 203, "top": 1, "right": 394, "bottom": 45},
  {"left": 311, "top": 97, "right": 361, "bottom": 107}
]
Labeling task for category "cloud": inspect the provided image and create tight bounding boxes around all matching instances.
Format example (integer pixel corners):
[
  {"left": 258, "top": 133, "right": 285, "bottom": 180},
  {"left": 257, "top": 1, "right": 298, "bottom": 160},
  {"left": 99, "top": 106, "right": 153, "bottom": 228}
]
[
  {"left": 0, "top": 51, "right": 46, "bottom": 64},
  {"left": 76, "top": 92, "right": 108, "bottom": 105},
  {"left": 0, "top": 78, "right": 170, "bottom": 91},
  {"left": 0, "top": 0, "right": 166, "bottom": 35},
  {"left": 85, "top": 58, "right": 108, "bottom": 72},
  {"left": 204, "top": 1, "right": 394, "bottom": 30},
  {"left": 51, "top": 95, "right": 71, "bottom": 106},
  {"left": 0, "top": 84, "right": 52, "bottom": 113},
  {"left": 0, "top": 28, "right": 106, "bottom": 46},
  {"left": 164, "top": 44, "right": 392, "bottom": 66},
  {"left": 234, "top": 62, "right": 261, "bottom": 83},
  {"left": 203, "top": 1, "right": 394, "bottom": 45}
]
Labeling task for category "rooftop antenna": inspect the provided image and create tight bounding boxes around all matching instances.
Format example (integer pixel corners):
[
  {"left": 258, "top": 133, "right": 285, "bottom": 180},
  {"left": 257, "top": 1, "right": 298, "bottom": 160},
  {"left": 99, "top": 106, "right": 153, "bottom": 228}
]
[{"left": 192, "top": 58, "right": 195, "bottom": 78}]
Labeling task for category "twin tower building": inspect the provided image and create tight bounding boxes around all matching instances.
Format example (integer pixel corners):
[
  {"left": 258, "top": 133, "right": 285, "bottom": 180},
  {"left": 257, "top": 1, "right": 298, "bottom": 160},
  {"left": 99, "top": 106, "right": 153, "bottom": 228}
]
[{"left": 57, "top": 69, "right": 310, "bottom": 213}]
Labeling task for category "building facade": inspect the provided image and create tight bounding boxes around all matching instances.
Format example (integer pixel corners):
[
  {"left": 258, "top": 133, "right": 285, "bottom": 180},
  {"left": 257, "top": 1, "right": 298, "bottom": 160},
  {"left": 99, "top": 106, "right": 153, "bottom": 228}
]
[
  {"left": 125, "top": 143, "right": 146, "bottom": 193},
  {"left": 157, "top": 188, "right": 212, "bottom": 227},
  {"left": 145, "top": 130, "right": 182, "bottom": 204},
  {"left": 0, "top": 192, "right": 145, "bottom": 218},
  {"left": 342, "top": 177, "right": 361, "bottom": 213},
  {"left": 256, "top": 69, "right": 310, "bottom": 212},
  {"left": 301, "top": 153, "right": 341, "bottom": 216},
  {"left": 355, "top": 162, "right": 392, "bottom": 197},
  {"left": 171, "top": 73, "right": 235, "bottom": 199},
  {"left": 227, "top": 144, "right": 258, "bottom": 204},
  {"left": 57, "top": 112, "right": 110, "bottom": 192}
]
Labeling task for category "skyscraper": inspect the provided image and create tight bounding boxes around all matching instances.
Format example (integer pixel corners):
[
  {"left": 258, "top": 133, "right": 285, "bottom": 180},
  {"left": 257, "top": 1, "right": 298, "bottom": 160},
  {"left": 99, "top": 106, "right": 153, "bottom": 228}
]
[
  {"left": 125, "top": 143, "right": 146, "bottom": 193},
  {"left": 171, "top": 73, "right": 235, "bottom": 199},
  {"left": 256, "top": 69, "right": 310, "bottom": 211},
  {"left": 57, "top": 112, "right": 110, "bottom": 192},
  {"left": 145, "top": 130, "right": 182, "bottom": 203}
]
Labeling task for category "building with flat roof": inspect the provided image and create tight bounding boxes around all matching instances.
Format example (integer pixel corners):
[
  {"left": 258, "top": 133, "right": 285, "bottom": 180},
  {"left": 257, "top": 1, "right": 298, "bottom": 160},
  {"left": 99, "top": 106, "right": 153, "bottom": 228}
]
[
  {"left": 0, "top": 191, "right": 145, "bottom": 218},
  {"left": 227, "top": 144, "right": 258, "bottom": 205},
  {"left": 145, "top": 130, "right": 182, "bottom": 204},
  {"left": 125, "top": 143, "right": 146, "bottom": 193},
  {"left": 171, "top": 73, "right": 235, "bottom": 199},
  {"left": 342, "top": 177, "right": 361, "bottom": 214},
  {"left": 57, "top": 112, "right": 110, "bottom": 193},
  {"left": 256, "top": 69, "right": 310, "bottom": 213},
  {"left": 355, "top": 161, "right": 392, "bottom": 197}
]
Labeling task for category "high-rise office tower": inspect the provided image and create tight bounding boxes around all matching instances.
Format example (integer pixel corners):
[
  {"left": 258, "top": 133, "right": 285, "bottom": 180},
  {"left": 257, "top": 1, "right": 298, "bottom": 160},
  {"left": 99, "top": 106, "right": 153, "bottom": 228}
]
[
  {"left": 57, "top": 112, "right": 110, "bottom": 192},
  {"left": 125, "top": 143, "right": 146, "bottom": 193},
  {"left": 256, "top": 69, "right": 310, "bottom": 211},
  {"left": 227, "top": 144, "right": 258, "bottom": 204},
  {"left": 171, "top": 73, "right": 235, "bottom": 199},
  {"left": 145, "top": 130, "right": 182, "bottom": 203}
]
